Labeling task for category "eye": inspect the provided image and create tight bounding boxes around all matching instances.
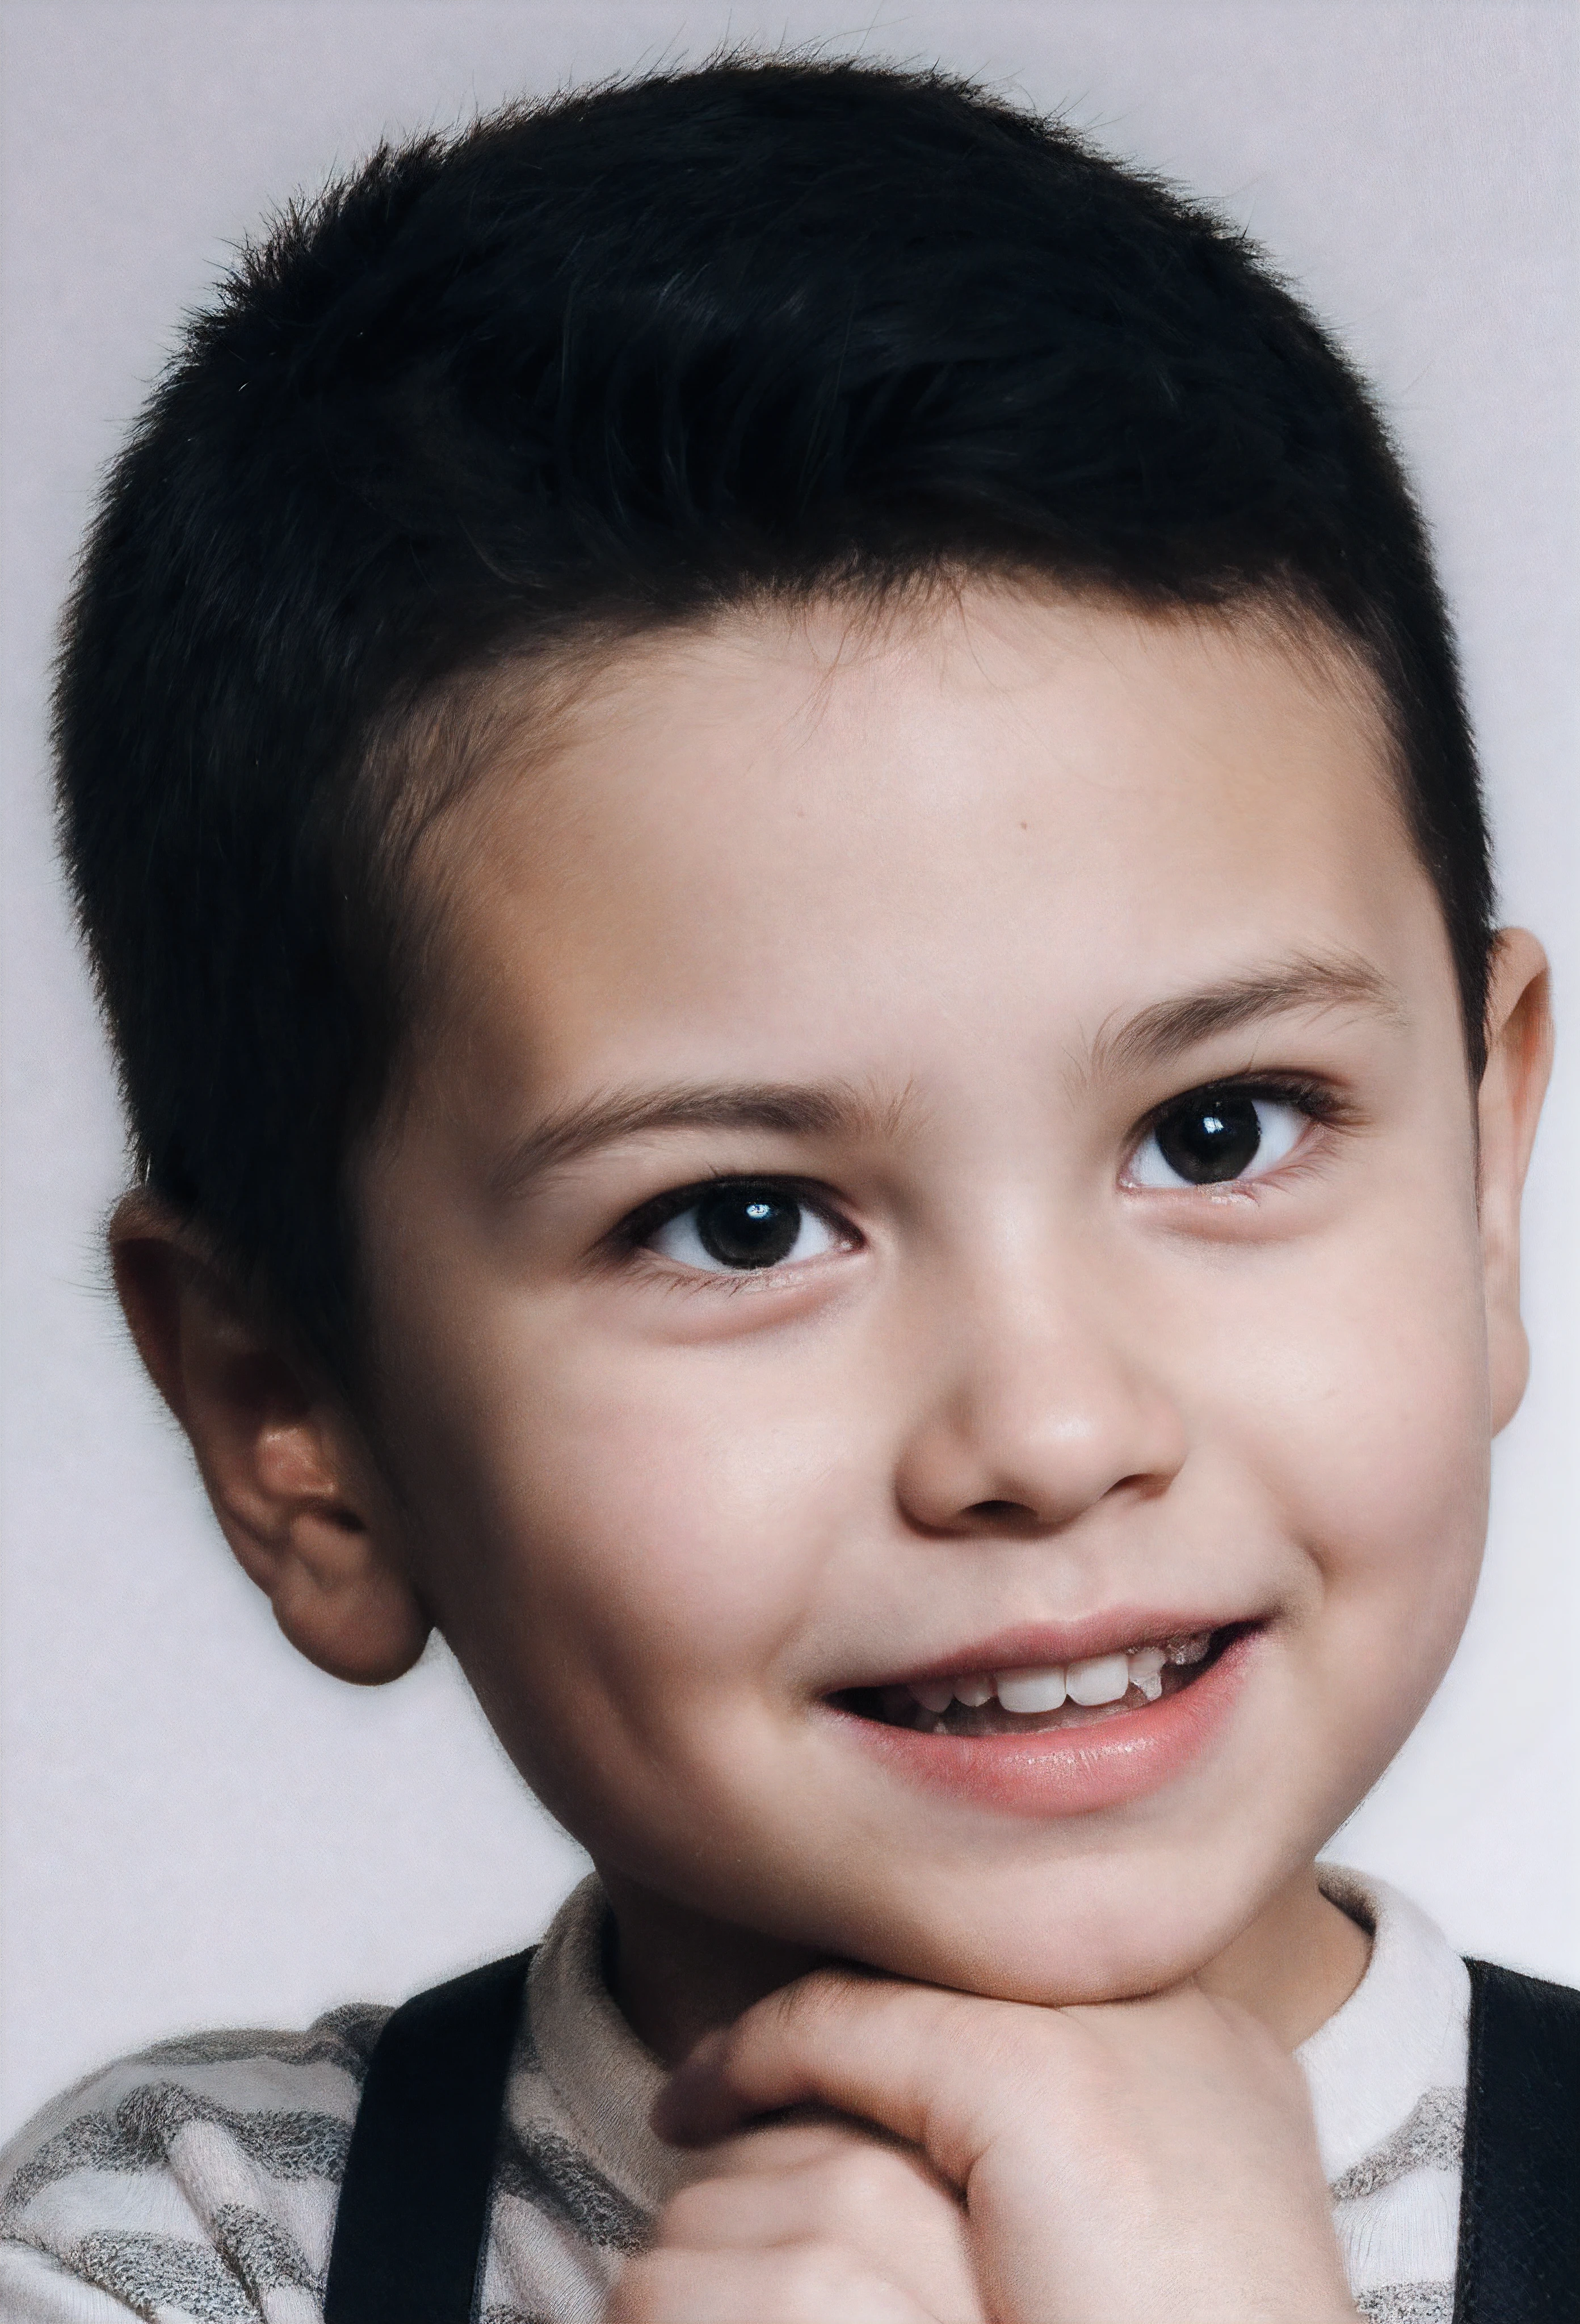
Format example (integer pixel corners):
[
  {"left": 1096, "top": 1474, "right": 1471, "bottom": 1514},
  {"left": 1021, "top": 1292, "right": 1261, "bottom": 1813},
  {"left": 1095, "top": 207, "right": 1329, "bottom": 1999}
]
[
  {"left": 642, "top": 1182, "right": 846, "bottom": 1273},
  {"left": 1128, "top": 1088, "right": 1307, "bottom": 1190}
]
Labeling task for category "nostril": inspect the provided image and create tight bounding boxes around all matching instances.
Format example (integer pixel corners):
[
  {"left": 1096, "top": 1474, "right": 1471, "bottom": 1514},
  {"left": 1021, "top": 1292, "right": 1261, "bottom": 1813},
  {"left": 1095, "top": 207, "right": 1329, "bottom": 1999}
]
[{"left": 966, "top": 1498, "right": 1036, "bottom": 1523}]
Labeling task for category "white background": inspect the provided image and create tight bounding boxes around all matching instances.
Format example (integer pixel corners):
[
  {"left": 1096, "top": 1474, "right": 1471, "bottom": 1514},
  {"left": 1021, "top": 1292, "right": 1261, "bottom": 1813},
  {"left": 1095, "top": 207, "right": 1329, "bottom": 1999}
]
[{"left": 2, "top": 0, "right": 1575, "bottom": 2142}]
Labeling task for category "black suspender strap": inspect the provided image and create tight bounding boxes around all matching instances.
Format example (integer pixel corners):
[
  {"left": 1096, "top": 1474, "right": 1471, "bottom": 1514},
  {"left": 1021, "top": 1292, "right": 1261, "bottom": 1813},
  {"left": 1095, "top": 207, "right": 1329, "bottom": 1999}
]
[
  {"left": 1454, "top": 1957, "right": 1580, "bottom": 2323},
  {"left": 323, "top": 1948, "right": 534, "bottom": 2324}
]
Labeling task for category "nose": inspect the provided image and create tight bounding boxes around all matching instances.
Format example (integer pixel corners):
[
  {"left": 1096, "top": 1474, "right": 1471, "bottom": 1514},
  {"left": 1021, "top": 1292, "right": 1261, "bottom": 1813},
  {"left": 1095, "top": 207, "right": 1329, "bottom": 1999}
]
[{"left": 891, "top": 1266, "right": 1188, "bottom": 1538}]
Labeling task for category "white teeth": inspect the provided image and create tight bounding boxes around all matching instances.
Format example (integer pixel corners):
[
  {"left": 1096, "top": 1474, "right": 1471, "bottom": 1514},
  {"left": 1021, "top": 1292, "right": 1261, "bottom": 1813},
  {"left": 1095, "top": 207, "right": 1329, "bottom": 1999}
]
[
  {"left": 1164, "top": 1632, "right": 1212, "bottom": 1667},
  {"left": 898, "top": 1631, "right": 1216, "bottom": 1724},
  {"left": 1065, "top": 1652, "right": 1132, "bottom": 1706},
  {"left": 910, "top": 1679, "right": 955, "bottom": 1715},
  {"left": 995, "top": 1665, "right": 1068, "bottom": 1714},
  {"left": 1128, "top": 1645, "right": 1166, "bottom": 1704}
]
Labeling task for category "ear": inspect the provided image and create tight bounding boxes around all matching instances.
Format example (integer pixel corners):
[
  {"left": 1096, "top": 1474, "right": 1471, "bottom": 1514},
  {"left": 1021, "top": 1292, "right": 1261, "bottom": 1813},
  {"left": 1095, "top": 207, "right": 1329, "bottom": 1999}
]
[
  {"left": 110, "top": 1192, "right": 432, "bottom": 1683},
  {"left": 1477, "top": 928, "right": 1553, "bottom": 1434}
]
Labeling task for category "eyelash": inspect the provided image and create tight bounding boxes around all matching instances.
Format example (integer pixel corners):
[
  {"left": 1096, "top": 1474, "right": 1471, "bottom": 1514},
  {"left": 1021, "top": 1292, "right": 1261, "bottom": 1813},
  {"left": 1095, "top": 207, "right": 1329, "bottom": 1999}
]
[
  {"left": 1133, "top": 1071, "right": 1355, "bottom": 1152},
  {"left": 613, "top": 1176, "right": 850, "bottom": 1254},
  {"left": 608, "top": 1072, "right": 1355, "bottom": 1273}
]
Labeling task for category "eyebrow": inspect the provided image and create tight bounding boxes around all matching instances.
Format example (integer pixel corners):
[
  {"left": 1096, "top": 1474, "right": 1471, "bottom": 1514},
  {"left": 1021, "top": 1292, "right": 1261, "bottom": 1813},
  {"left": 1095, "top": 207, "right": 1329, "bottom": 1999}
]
[
  {"left": 1089, "top": 951, "right": 1406, "bottom": 1080},
  {"left": 489, "top": 953, "right": 1402, "bottom": 1199},
  {"left": 489, "top": 1080, "right": 911, "bottom": 1199}
]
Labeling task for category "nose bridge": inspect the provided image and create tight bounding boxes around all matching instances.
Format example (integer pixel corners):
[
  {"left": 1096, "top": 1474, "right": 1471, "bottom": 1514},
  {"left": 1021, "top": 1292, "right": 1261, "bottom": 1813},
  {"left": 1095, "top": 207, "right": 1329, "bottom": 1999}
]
[{"left": 892, "top": 1222, "right": 1187, "bottom": 1533}]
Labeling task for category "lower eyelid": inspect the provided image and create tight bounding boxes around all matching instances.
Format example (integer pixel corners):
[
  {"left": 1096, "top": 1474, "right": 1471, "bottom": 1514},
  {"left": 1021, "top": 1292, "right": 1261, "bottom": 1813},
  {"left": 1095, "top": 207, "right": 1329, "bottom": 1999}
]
[{"left": 628, "top": 1236, "right": 858, "bottom": 1298}]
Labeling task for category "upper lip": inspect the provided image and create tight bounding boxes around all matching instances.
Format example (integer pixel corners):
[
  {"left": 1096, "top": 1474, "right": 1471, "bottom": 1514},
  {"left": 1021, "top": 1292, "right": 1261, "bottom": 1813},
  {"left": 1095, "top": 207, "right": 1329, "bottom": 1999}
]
[{"left": 839, "top": 1610, "right": 1258, "bottom": 1693}]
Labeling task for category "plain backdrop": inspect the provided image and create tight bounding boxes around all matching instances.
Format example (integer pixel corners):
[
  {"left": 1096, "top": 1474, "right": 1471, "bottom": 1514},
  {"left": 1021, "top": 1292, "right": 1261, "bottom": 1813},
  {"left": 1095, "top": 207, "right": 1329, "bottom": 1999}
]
[{"left": 2, "top": 0, "right": 1575, "bottom": 2142}]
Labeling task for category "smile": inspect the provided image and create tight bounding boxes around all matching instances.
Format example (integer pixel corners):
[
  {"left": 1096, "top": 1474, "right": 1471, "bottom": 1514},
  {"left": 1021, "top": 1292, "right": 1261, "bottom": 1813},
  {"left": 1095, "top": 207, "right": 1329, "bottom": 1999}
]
[
  {"left": 835, "top": 1629, "right": 1226, "bottom": 1735},
  {"left": 823, "top": 1623, "right": 1260, "bottom": 1818}
]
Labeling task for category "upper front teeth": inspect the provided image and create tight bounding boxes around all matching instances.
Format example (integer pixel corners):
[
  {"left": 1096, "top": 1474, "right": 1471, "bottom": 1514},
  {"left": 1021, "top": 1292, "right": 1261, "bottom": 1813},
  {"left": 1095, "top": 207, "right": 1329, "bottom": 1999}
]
[
  {"left": 1065, "top": 1652, "right": 1131, "bottom": 1706},
  {"left": 910, "top": 1679, "right": 956, "bottom": 1714},
  {"left": 913, "top": 1632, "right": 1211, "bottom": 1715},
  {"left": 997, "top": 1666, "right": 1068, "bottom": 1713}
]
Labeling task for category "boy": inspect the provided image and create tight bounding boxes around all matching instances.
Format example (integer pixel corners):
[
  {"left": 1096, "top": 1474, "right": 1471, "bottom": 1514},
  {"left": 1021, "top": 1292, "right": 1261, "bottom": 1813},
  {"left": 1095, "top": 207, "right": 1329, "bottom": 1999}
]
[{"left": 1, "top": 49, "right": 1573, "bottom": 2324}]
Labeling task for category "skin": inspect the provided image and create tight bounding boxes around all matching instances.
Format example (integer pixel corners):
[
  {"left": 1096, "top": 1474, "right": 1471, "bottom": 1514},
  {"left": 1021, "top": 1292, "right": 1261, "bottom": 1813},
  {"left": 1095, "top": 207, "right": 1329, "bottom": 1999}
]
[{"left": 114, "top": 586, "right": 1552, "bottom": 2320}]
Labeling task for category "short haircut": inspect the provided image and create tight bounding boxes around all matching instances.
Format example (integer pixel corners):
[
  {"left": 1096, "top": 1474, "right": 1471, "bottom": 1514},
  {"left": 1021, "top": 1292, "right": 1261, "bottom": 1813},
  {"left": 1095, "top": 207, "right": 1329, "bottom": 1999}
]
[{"left": 56, "top": 56, "right": 1495, "bottom": 1387}]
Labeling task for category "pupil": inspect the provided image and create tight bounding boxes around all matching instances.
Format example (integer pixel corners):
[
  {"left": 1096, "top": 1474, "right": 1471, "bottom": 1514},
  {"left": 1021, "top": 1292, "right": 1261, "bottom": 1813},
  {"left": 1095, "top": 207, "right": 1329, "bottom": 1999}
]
[
  {"left": 696, "top": 1185, "right": 801, "bottom": 1268},
  {"left": 1155, "top": 1092, "right": 1262, "bottom": 1184}
]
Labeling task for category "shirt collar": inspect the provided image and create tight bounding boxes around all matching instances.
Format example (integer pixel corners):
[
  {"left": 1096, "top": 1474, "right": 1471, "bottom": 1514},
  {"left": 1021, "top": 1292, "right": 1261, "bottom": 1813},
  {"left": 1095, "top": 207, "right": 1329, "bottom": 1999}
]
[{"left": 1300, "top": 1863, "right": 1470, "bottom": 2182}]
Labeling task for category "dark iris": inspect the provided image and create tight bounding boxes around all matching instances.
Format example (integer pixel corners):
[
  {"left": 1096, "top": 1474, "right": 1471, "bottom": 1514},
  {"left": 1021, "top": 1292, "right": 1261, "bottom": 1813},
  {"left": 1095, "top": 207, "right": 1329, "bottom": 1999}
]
[
  {"left": 694, "top": 1184, "right": 804, "bottom": 1269},
  {"left": 1154, "top": 1091, "right": 1263, "bottom": 1184}
]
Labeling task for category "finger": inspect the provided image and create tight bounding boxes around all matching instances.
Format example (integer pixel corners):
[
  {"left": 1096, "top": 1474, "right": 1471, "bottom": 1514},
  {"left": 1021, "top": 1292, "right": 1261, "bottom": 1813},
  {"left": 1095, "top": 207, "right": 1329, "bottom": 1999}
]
[
  {"left": 654, "top": 1970, "right": 1027, "bottom": 2184},
  {"left": 604, "top": 2242, "right": 942, "bottom": 2324},
  {"left": 657, "top": 2132, "right": 986, "bottom": 2324},
  {"left": 701, "top": 2112, "right": 896, "bottom": 2171}
]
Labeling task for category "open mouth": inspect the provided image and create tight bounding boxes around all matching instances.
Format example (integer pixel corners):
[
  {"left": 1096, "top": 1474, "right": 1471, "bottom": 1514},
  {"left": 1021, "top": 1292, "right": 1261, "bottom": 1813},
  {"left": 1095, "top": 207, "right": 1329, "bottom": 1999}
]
[{"left": 830, "top": 1623, "right": 1252, "bottom": 1737}]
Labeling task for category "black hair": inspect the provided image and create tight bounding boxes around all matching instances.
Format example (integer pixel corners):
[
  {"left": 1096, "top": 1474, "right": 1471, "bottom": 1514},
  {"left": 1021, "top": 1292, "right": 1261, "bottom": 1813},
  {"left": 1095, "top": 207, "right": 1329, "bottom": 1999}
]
[{"left": 55, "top": 55, "right": 1495, "bottom": 1386}]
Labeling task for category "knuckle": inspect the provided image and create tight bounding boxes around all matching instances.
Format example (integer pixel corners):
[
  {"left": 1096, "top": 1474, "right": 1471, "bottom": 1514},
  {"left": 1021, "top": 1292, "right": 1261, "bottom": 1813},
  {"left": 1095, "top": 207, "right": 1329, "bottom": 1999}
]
[
  {"left": 720, "top": 2119, "right": 854, "bottom": 2173},
  {"left": 822, "top": 2139, "right": 927, "bottom": 2212},
  {"left": 779, "top": 2237, "right": 870, "bottom": 2305},
  {"left": 967, "top": 2006, "right": 1062, "bottom": 2100}
]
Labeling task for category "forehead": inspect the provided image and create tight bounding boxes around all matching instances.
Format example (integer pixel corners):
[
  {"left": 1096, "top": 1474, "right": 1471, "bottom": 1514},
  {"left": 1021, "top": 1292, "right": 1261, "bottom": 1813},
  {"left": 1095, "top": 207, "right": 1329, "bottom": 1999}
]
[{"left": 420, "top": 588, "right": 1435, "bottom": 1091}]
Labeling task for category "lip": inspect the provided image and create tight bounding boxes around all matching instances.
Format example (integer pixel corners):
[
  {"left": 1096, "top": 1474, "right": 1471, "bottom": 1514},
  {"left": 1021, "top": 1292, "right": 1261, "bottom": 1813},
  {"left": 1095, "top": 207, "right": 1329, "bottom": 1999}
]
[
  {"left": 852, "top": 1608, "right": 1248, "bottom": 1693},
  {"left": 825, "top": 1624, "right": 1259, "bottom": 1819}
]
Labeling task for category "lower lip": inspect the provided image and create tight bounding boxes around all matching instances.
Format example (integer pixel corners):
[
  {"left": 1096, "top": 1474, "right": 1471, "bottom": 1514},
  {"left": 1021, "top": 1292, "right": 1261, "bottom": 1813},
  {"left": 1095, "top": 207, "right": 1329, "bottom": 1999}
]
[{"left": 826, "top": 1629, "right": 1259, "bottom": 1818}]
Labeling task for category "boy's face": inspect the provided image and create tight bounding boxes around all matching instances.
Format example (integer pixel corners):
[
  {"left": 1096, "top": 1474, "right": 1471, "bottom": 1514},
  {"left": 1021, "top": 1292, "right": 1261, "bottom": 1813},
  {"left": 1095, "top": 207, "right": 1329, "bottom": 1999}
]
[{"left": 356, "top": 588, "right": 1518, "bottom": 2003}]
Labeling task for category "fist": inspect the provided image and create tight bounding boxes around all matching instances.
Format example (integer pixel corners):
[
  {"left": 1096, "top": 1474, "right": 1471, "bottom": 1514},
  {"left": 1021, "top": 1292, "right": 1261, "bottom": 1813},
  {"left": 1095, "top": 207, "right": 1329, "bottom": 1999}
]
[
  {"left": 605, "top": 2115, "right": 989, "bottom": 2324},
  {"left": 651, "top": 1971, "right": 1358, "bottom": 2324}
]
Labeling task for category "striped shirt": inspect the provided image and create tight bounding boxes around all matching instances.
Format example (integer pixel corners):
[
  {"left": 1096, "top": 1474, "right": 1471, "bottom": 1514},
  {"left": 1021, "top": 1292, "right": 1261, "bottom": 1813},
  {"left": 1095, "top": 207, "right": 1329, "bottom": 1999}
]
[{"left": 0, "top": 1866, "right": 1467, "bottom": 2323}]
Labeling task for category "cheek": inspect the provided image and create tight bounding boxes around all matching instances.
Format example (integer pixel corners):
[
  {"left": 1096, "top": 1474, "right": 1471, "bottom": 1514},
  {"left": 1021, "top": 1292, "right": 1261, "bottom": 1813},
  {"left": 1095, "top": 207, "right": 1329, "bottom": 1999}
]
[
  {"left": 406, "top": 1318, "right": 855, "bottom": 1714},
  {"left": 1200, "top": 1187, "right": 1491, "bottom": 1660}
]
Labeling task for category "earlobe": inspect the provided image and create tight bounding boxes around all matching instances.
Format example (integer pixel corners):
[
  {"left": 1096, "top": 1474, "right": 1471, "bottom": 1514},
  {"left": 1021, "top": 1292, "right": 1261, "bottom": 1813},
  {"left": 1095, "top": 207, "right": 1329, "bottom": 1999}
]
[
  {"left": 1477, "top": 929, "right": 1553, "bottom": 1434},
  {"left": 109, "top": 1192, "right": 432, "bottom": 1684}
]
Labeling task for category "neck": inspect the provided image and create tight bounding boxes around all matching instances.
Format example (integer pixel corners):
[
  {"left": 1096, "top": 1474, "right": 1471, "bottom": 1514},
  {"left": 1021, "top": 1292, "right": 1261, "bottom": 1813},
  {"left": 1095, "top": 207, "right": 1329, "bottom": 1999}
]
[
  {"left": 599, "top": 1871, "right": 829, "bottom": 2066},
  {"left": 1194, "top": 1865, "right": 1373, "bottom": 2048},
  {"left": 598, "top": 1860, "right": 1372, "bottom": 2068}
]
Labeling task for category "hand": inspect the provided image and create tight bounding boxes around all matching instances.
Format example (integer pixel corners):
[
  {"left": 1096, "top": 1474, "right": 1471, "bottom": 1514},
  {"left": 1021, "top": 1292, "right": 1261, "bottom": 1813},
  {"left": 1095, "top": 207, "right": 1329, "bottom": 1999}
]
[
  {"left": 604, "top": 2114, "right": 989, "bottom": 2324},
  {"left": 653, "top": 1973, "right": 1358, "bottom": 2324}
]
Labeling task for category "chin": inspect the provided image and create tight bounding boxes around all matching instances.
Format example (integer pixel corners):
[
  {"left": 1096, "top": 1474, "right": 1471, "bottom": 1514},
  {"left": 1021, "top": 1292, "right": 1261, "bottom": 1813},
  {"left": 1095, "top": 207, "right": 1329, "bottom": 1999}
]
[{"left": 814, "top": 1854, "right": 1260, "bottom": 2007}]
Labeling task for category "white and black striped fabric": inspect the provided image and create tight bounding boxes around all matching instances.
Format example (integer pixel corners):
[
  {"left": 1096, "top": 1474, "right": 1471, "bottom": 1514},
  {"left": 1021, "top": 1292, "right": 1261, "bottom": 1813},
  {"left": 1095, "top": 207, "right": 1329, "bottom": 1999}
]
[{"left": 0, "top": 1869, "right": 1467, "bottom": 2322}]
